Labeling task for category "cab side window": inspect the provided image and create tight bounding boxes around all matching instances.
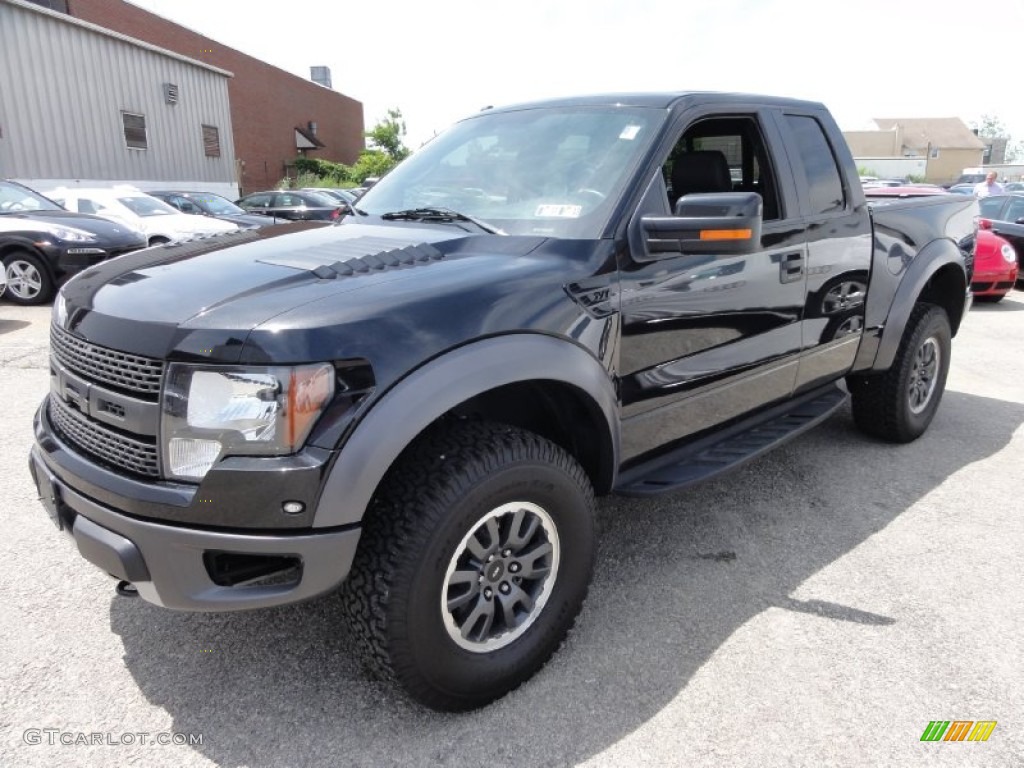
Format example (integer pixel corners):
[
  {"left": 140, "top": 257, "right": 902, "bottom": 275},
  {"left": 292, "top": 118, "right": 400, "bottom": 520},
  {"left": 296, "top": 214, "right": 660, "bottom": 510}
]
[
  {"left": 784, "top": 115, "right": 845, "bottom": 215},
  {"left": 664, "top": 115, "right": 781, "bottom": 220}
]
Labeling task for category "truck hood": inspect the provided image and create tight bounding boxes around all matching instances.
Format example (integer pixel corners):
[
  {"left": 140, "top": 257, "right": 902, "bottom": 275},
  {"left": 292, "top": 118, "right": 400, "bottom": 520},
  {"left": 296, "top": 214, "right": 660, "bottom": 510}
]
[{"left": 57, "top": 219, "right": 555, "bottom": 361}]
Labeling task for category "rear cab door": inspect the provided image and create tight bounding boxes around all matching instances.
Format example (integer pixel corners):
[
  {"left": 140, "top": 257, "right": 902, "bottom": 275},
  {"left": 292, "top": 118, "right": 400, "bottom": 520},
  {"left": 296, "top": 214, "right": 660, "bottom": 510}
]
[
  {"left": 617, "top": 100, "right": 809, "bottom": 462},
  {"left": 770, "top": 108, "right": 873, "bottom": 391}
]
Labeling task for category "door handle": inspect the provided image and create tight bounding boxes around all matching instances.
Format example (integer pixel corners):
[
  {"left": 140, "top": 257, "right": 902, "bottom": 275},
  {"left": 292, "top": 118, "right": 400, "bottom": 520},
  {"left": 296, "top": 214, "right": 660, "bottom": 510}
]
[{"left": 780, "top": 252, "right": 804, "bottom": 283}]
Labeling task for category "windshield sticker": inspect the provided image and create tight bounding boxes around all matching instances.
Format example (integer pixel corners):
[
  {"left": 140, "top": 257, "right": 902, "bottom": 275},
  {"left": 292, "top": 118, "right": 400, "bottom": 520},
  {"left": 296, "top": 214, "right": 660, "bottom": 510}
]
[
  {"left": 535, "top": 204, "right": 583, "bottom": 218},
  {"left": 619, "top": 125, "right": 642, "bottom": 140}
]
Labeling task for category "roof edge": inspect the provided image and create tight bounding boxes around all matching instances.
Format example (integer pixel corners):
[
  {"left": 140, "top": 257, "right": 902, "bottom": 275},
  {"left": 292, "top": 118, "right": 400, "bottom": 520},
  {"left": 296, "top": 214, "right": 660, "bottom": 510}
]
[{"left": 1, "top": 0, "right": 234, "bottom": 77}]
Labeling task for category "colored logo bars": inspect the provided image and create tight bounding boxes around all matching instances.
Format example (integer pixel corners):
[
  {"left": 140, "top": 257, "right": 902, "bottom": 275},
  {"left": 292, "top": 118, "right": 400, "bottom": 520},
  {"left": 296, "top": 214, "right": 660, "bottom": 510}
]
[{"left": 920, "top": 721, "right": 997, "bottom": 742}]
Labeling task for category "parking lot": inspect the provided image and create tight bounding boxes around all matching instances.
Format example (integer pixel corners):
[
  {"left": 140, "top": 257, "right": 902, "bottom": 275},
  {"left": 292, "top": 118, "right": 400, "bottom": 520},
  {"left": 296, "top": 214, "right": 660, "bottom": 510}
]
[{"left": 1, "top": 292, "right": 1023, "bottom": 767}]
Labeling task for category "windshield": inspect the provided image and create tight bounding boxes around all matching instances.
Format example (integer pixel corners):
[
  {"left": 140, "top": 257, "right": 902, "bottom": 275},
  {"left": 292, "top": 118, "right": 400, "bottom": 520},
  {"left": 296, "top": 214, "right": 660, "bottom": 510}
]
[
  {"left": 194, "top": 194, "right": 246, "bottom": 215},
  {"left": 358, "top": 106, "right": 661, "bottom": 237},
  {"left": 118, "top": 195, "right": 179, "bottom": 217},
  {"left": 0, "top": 181, "right": 63, "bottom": 213}
]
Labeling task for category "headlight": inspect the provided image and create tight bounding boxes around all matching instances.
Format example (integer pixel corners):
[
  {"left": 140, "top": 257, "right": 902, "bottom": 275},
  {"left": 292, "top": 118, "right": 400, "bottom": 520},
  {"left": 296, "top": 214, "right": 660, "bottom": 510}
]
[
  {"left": 50, "top": 226, "right": 98, "bottom": 242},
  {"left": 1001, "top": 243, "right": 1017, "bottom": 264},
  {"left": 52, "top": 290, "right": 68, "bottom": 327},
  {"left": 161, "top": 363, "right": 335, "bottom": 481}
]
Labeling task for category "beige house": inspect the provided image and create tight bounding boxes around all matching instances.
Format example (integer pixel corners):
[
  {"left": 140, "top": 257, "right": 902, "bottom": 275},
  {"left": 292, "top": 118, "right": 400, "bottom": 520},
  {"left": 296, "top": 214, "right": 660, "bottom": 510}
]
[{"left": 843, "top": 118, "right": 986, "bottom": 184}]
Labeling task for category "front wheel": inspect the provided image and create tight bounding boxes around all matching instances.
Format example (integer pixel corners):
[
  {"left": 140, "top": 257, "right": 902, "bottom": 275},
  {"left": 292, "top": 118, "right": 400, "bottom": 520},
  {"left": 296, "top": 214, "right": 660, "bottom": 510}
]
[
  {"left": 848, "top": 302, "right": 951, "bottom": 443},
  {"left": 341, "top": 420, "right": 596, "bottom": 711},
  {"left": 3, "top": 251, "right": 55, "bottom": 305}
]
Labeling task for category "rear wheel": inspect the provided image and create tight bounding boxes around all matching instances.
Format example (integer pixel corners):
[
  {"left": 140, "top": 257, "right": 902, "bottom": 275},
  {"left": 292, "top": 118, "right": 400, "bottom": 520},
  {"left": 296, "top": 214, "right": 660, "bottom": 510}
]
[
  {"left": 341, "top": 420, "right": 596, "bottom": 711},
  {"left": 2, "top": 251, "right": 55, "bottom": 305},
  {"left": 848, "top": 302, "right": 951, "bottom": 442}
]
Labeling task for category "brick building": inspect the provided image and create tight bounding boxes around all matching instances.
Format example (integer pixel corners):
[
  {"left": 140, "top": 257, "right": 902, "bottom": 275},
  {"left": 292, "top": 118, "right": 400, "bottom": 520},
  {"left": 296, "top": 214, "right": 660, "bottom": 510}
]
[{"left": 65, "top": 0, "right": 364, "bottom": 193}]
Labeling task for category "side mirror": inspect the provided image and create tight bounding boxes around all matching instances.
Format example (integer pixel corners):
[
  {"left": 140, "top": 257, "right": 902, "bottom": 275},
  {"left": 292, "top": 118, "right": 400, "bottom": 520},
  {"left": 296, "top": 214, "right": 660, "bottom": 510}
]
[
  {"left": 638, "top": 192, "right": 762, "bottom": 261},
  {"left": 1015, "top": 217, "right": 1024, "bottom": 225}
]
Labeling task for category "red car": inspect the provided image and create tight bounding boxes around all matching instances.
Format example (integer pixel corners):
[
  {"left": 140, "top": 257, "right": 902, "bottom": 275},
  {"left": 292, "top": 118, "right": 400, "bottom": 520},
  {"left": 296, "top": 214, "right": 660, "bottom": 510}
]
[{"left": 972, "top": 225, "right": 1019, "bottom": 302}]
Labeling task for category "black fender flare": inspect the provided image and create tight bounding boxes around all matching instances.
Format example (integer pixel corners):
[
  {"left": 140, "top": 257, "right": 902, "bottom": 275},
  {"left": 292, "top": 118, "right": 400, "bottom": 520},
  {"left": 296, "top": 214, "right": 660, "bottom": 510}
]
[
  {"left": 312, "top": 334, "right": 620, "bottom": 528},
  {"left": 869, "top": 238, "right": 968, "bottom": 372}
]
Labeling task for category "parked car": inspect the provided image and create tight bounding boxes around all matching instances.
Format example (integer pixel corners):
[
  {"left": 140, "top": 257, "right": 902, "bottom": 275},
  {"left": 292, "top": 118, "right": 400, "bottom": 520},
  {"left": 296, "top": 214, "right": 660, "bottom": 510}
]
[
  {"left": 1, "top": 180, "right": 147, "bottom": 304},
  {"left": 861, "top": 178, "right": 905, "bottom": 188},
  {"left": 948, "top": 184, "right": 977, "bottom": 195},
  {"left": 862, "top": 185, "right": 949, "bottom": 199},
  {"left": 970, "top": 228, "right": 1018, "bottom": 301},
  {"left": 31, "top": 91, "right": 975, "bottom": 711},
  {"left": 976, "top": 193, "right": 1024, "bottom": 280},
  {"left": 149, "top": 191, "right": 273, "bottom": 229},
  {"left": 954, "top": 172, "right": 988, "bottom": 186},
  {"left": 45, "top": 187, "right": 240, "bottom": 247},
  {"left": 1003, "top": 182, "right": 1024, "bottom": 193},
  {"left": 236, "top": 190, "right": 344, "bottom": 221},
  {"left": 301, "top": 188, "right": 360, "bottom": 207}
]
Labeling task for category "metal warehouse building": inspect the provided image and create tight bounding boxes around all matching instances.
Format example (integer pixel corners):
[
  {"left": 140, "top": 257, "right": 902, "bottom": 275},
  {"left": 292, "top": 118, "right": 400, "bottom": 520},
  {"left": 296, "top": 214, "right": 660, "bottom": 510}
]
[{"left": 0, "top": 0, "right": 238, "bottom": 197}]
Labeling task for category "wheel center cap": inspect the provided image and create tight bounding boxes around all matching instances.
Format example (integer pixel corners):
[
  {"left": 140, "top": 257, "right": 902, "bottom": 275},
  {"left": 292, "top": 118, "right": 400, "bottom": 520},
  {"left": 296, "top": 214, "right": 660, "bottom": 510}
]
[{"left": 485, "top": 561, "right": 505, "bottom": 582}]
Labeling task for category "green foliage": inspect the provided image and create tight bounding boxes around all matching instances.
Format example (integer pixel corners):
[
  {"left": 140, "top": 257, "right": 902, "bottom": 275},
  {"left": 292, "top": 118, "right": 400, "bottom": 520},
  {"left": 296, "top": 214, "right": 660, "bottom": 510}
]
[
  {"left": 906, "top": 174, "right": 925, "bottom": 183},
  {"left": 293, "top": 156, "right": 350, "bottom": 183},
  {"left": 366, "top": 108, "right": 411, "bottom": 163},
  {"left": 857, "top": 166, "right": 878, "bottom": 178},
  {"left": 348, "top": 150, "right": 395, "bottom": 184},
  {"left": 289, "top": 108, "right": 412, "bottom": 187}
]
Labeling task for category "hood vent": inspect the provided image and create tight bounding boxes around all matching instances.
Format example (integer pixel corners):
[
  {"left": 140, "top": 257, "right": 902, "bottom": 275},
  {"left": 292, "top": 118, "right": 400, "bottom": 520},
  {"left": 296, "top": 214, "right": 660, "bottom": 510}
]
[{"left": 258, "top": 237, "right": 445, "bottom": 279}]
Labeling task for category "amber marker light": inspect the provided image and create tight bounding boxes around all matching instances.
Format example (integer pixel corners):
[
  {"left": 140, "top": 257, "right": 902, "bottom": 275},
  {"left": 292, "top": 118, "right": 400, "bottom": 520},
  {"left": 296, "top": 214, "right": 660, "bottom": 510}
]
[
  {"left": 699, "top": 229, "right": 752, "bottom": 241},
  {"left": 287, "top": 364, "right": 335, "bottom": 449}
]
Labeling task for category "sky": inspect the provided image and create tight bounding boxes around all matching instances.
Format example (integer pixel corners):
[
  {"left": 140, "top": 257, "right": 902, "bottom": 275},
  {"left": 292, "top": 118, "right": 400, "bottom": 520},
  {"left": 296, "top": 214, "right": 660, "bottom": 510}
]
[{"left": 131, "top": 0, "right": 1024, "bottom": 152}]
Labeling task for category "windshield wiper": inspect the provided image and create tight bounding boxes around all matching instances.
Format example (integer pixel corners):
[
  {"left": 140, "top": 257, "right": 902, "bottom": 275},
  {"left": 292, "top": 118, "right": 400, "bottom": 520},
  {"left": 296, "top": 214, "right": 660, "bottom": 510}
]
[{"left": 380, "top": 207, "right": 504, "bottom": 234}]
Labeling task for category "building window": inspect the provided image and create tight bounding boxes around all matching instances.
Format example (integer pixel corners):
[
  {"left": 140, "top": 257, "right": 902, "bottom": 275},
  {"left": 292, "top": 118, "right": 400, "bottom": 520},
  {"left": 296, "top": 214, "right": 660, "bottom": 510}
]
[
  {"left": 121, "top": 112, "right": 148, "bottom": 150},
  {"left": 930, "top": 147, "right": 940, "bottom": 159},
  {"left": 202, "top": 125, "right": 221, "bottom": 157}
]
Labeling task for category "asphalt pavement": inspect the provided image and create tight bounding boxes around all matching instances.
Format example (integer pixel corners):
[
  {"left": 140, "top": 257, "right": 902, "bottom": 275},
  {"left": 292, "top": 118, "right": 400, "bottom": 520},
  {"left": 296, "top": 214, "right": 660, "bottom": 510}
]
[{"left": 1, "top": 291, "right": 1022, "bottom": 767}]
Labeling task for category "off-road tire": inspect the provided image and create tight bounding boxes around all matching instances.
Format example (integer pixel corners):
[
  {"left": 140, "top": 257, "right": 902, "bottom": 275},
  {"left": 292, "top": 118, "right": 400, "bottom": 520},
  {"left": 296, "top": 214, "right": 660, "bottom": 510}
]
[
  {"left": 848, "top": 302, "right": 951, "bottom": 443},
  {"left": 340, "top": 420, "right": 596, "bottom": 711}
]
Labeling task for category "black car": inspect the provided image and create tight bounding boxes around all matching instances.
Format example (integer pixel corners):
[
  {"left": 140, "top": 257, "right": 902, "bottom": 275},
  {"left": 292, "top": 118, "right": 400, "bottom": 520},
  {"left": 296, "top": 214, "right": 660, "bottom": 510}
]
[
  {"left": 149, "top": 190, "right": 274, "bottom": 229},
  {"left": 977, "top": 193, "right": 1024, "bottom": 279},
  {"left": 235, "top": 189, "right": 343, "bottom": 221},
  {"left": 1, "top": 180, "right": 147, "bottom": 304}
]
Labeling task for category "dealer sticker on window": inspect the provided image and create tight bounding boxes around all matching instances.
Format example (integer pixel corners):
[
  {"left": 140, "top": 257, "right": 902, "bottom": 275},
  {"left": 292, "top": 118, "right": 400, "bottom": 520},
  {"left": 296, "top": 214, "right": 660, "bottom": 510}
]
[{"left": 535, "top": 204, "right": 583, "bottom": 218}]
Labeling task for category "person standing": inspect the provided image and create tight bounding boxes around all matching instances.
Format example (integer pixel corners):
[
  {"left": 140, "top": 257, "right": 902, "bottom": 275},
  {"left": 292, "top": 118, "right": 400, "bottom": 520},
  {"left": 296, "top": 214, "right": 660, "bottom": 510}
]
[{"left": 974, "top": 171, "right": 1005, "bottom": 197}]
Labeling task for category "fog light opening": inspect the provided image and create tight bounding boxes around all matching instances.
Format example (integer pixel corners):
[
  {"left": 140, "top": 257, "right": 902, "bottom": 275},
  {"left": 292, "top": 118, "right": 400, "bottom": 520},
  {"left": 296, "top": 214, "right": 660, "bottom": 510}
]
[{"left": 203, "top": 552, "right": 302, "bottom": 587}]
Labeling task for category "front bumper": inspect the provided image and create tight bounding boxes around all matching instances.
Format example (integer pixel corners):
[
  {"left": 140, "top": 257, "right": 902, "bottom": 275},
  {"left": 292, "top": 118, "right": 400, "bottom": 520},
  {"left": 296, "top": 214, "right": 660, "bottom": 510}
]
[
  {"left": 47, "top": 241, "right": 145, "bottom": 277},
  {"left": 29, "top": 411, "right": 361, "bottom": 612},
  {"left": 971, "top": 266, "right": 1019, "bottom": 297}
]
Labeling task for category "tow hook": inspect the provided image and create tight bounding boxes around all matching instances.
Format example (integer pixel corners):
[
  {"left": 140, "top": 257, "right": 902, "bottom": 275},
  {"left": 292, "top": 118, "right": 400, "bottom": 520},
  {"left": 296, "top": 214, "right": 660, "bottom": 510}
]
[{"left": 116, "top": 580, "right": 139, "bottom": 598}]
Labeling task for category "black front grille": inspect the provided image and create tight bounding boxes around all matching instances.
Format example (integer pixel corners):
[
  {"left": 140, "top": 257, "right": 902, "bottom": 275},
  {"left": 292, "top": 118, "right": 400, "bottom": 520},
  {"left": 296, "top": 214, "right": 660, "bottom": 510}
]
[
  {"left": 51, "top": 325, "right": 164, "bottom": 398},
  {"left": 49, "top": 395, "right": 160, "bottom": 478}
]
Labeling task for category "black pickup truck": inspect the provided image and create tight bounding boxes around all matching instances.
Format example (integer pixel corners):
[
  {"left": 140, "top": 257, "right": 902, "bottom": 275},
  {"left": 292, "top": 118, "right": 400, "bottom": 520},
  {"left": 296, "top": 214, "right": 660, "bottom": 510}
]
[{"left": 29, "top": 93, "right": 976, "bottom": 711}]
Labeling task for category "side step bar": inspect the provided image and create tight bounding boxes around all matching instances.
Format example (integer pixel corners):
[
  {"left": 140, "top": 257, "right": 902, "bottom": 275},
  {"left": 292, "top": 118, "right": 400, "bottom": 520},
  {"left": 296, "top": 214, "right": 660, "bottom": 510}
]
[{"left": 615, "top": 384, "right": 848, "bottom": 497}]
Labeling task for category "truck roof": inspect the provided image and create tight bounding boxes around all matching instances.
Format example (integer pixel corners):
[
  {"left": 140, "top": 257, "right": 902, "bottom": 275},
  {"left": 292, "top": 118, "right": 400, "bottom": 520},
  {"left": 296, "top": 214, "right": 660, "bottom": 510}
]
[{"left": 483, "top": 91, "right": 828, "bottom": 114}]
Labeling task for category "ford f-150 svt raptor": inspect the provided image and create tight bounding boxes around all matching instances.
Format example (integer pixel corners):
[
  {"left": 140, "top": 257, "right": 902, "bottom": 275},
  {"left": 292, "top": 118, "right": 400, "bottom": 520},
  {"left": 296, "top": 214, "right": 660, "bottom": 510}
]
[{"left": 29, "top": 93, "right": 976, "bottom": 710}]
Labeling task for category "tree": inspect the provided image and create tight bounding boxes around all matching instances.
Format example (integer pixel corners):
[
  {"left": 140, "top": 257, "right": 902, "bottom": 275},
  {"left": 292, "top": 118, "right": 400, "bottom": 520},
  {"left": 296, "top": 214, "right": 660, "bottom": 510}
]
[
  {"left": 969, "top": 115, "right": 1022, "bottom": 164},
  {"left": 972, "top": 114, "right": 1008, "bottom": 138},
  {"left": 286, "top": 108, "right": 413, "bottom": 187},
  {"left": 366, "top": 108, "right": 410, "bottom": 163}
]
